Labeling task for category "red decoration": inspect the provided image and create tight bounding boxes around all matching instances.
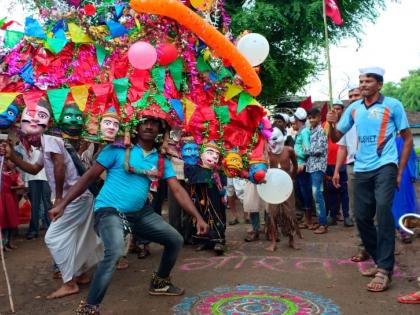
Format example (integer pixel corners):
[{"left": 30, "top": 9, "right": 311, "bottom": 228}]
[
  {"left": 83, "top": 4, "right": 96, "bottom": 16},
  {"left": 157, "top": 43, "right": 178, "bottom": 66},
  {"left": 299, "top": 96, "right": 312, "bottom": 111}
]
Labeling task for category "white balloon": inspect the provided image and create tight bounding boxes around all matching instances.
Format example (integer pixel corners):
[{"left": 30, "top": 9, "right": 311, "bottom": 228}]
[
  {"left": 236, "top": 33, "right": 270, "bottom": 67},
  {"left": 257, "top": 168, "right": 293, "bottom": 204},
  {"left": 398, "top": 213, "right": 420, "bottom": 235}
]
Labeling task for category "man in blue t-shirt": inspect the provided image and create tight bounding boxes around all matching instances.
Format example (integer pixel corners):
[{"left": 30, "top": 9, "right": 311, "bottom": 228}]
[
  {"left": 50, "top": 114, "right": 208, "bottom": 314},
  {"left": 327, "top": 67, "right": 413, "bottom": 293}
]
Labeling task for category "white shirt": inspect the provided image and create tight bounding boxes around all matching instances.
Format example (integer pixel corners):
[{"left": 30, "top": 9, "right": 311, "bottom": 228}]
[
  {"left": 338, "top": 125, "right": 358, "bottom": 164},
  {"left": 15, "top": 145, "right": 48, "bottom": 184}
]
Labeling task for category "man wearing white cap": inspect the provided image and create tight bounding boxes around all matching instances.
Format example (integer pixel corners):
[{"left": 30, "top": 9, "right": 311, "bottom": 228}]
[
  {"left": 292, "top": 107, "right": 313, "bottom": 228},
  {"left": 327, "top": 67, "right": 413, "bottom": 292},
  {"left": 272, "top": 113, "right": 294, "bottom": 147}
]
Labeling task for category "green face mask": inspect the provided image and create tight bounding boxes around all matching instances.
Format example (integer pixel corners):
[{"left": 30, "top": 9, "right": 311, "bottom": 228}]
[{"left": 60, "top": 107, "right": 84, "bottom": 137}]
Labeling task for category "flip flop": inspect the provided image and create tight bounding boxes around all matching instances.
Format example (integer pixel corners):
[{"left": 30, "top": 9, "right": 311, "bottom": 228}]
[
  {"left": 397, "top": 292, "right": 420, "bottom": 304},
  {"left": 351, "top": 250, "right": 370, "bottom": 262}
]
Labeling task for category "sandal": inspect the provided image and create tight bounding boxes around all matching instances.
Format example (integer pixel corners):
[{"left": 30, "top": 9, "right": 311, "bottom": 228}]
[
  {"left": 361, "top": 266, "right": 378, "bottom": 277},
  {"left": 314, "top": 225, "right": 328, "bottom": 234},
  {"left": 350, "top": 250, "right": 370, "bottom": 262},
  {"left": 397, "top": 292, "right": 420, "bottom": 304},
  {"left": 308, "top": 224, "right": 319, "bottom": 230},
  {"left": 367, "top": 270, "right": 391, "bottom": 292},
  {"left": 244, "top": 231, "right": 259, "bottom": 242}
]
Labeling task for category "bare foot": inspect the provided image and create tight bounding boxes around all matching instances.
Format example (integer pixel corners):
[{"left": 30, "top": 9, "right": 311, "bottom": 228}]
[
  {"left": 289, "top": 237, "right": 301, "bottom": 250},
  {"left": 265, "top": 243, "right": 277, "bottom": 252},
  {"left": 46, "top": 283, "right": 79, "bottom": 299},
  {"left": 75, "top": 273, "right": 91, "bottom": 285}
]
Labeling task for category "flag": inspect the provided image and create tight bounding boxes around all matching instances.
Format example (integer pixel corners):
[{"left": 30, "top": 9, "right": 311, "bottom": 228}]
[
  {"left": 320, "top": 102, "right": 328, "bottom": 123},
  {"left": 299, "top": 96, "right": 312, "bottom": 111},
  {"left": 325, "top": 0, "right": 343, "bottom": 26}
]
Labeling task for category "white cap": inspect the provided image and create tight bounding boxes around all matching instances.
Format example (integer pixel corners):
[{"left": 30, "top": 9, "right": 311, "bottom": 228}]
[
  {"left": 359, "top": 67, "right": 385, "bottom": 77},
  {"left": 333, "top": 99, "right": 344, "bottom": 106},
  {"left": 289, "top": 115, "right": 295, "bottom": 123},
  {"left": 294, "top": 107, "right": 307, "bottom": 121},
  {"left": 348, "top": 83, "right": 359, "bottom": 92},
  {"left": 280, "top": 113, "right": 289, "bottom": 123}
]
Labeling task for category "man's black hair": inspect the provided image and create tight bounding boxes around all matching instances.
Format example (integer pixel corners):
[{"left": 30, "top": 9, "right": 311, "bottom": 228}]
[
  {"left": 364, "top": 73, "right": 384, "bottom": 84},
  {"left": 307, "top": 108, "right": 320, "bottom": 118}
]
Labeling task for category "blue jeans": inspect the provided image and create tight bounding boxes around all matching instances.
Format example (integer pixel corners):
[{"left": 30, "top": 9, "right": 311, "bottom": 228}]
[
  {"left": 296, "top": 170, "right": 312, "bottom": 210},
  {"left": 87, "top": 206, "right": 184, "bottom": 306},
  {"left": 310, "top": 171, "right": 327, "bottom": 226},
  {"left": 354, "top": 164, "right": 397, "bottom": 272},
  {"left": 325, "top": 165, "right": 350, "bottom": 219},
  {"left": 28, "top": 180, "right": 52, "bottom": 235}
]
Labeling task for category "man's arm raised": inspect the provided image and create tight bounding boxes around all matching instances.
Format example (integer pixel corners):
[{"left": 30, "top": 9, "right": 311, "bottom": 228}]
[
  {"left": 1, "top": 142, "right": 43, "bottom": 175},
  {"left": 49, "top": 162, "right": 105, "bottom": 221}
]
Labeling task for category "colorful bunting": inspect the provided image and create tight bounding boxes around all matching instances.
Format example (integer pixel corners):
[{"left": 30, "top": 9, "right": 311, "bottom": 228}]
[
  {"left": 24, "top": 17, "right": 46, "bottom": 39},
  {"left": 152, "top": 94, "right": 170, "bottom": 112},
  {"left": 19, "top": 61, "right": 34, "bottom": 85},
  {"left": 151, "top": 66, "right": 166, "bottom": 93},
  {"left": 237, "top": 92, "right": 259, "bottom": 114},
  {"left": 114, "top": 4, "right": 126, "bottom": 18},
  {"left": 70, "top": 85, "right": 90, "bottom": 111},
  {"left": 53, "top": 28, "right": 67, "bottom": 40},
  {"left": 0, "top": 93, "right": 20, "bottom": 112},
  {"left": 68, "top": 22, "right": 93, "bottom": 43},
  {"left": 4, "top": 30, "right": 24, "bottom": 48},
  {"left": 182, "top": 98, "right": 195, "bottom": 124},
  {"left": 132, "top": 89, "right": 150, "bottom": 109},
  {"left": 168, "top": 58, "right": 184, "bottom": 91},
  {"left": 45, "top": 37, "right": 68, "bottom": 54},
  {"left": 218, "top": 67, "right": 233, "bottom": 80},
  {"left": 95, "top": 44, "right": 107, "bottom": 66},
  {"left": 196, "top": 56, "right": 211, "bottom": 72},
  {"left": 112, "top": 77, "right": 130, "bottom": 106},
  {"left": 224, "top": 83, "right": 243, "bottom": 101},
  {"left": 214, "top": 106, "right": 230, "bottom": 124},
  {"left": 23, "top": 90, "right": 45, "bottom": 115},
  {"left": 170, "top": 99, "right": 184, "bottom": 122},
  {"left": 106, "top": 20, "right": 128, "bottom": 38},
  {"left": 47, "top": 88, "right": 70, "bottom": 122}
]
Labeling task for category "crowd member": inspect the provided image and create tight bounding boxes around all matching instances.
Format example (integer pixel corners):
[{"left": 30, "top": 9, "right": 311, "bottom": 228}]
[
  {"left": 243, "top": 181, "right": 265, "bottom": 242},
  {"left": 48, "top": 109, "right": 208, "bottom": 314},
  {"left": 226, "top": 177, "right": 246, "bottom": 225},
  {"left": 272, "top": 113, "right": 295, "bottom": 147},
  {"left": 265, "top": 128, "right": 301, "bottom": 251},
  {"left": 15, "top": 144, "right": 52, "bottom": 239},
  {"left": 304, "top": 108, "right": 328, "bottom": 234},
  {"left": 1, "top": 99, "right": 103, "bottom": 299},
  {"left": 324, "top": 99, "right": 352, "bottom": 227},
  {"left": 333, "top": 85, "right": 367, "bottom": 262},
  {"left": 0, "top": 158, "right": 25, "bottom": 251},
  {"left": 328, "top": 67, "right": 413, "bottom": 292},
  {"left": 293, "top": 108, "right": 313, "bottom": 228},
  {"left": 391, "top": 134, "right": 418, "bottom": 243}
]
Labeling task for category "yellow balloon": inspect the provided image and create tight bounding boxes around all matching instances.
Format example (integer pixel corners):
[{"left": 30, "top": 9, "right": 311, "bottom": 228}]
[{"left": 190, "top": 0, "right": 213, "bottom": 11}]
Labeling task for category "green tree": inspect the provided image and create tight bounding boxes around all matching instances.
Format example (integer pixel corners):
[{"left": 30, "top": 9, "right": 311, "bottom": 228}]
[
  {"left": 225, "top": 0, "right": 386, "bottom": 104},
  {"left": 382, "top": 69, "right": 420, "bottom": 111}
]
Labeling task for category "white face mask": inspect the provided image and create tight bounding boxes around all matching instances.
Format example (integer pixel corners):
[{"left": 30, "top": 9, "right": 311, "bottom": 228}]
[
  {"left": 21, "top": 105, "right": 51, "bottom": 135},
  {"left": 100, "top": 116, "right": 120, "bottom": 141},
  {"left": 269, "top": 127, "right": 285, "bottom": 154},
  {"left": 200, "top": 147, "right": 220, "bottom": 168}
]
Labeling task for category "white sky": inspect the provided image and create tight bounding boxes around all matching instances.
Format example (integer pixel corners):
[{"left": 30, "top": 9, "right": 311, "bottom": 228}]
[{"left": 306, "top": 0, "right": 420, "bottom": 101}]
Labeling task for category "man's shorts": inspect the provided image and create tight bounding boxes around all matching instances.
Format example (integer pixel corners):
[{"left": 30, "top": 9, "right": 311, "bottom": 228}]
[{"left": 226, "top": 177, "right": 247, "bottom": 201}]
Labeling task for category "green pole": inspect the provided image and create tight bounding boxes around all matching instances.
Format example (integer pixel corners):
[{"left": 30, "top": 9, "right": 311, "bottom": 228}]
[{"left": 322, "top": 0, "right": 334, "bottom": 110}]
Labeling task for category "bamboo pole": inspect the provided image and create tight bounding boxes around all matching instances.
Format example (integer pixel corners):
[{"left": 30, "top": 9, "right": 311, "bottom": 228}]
[{"left": 322, "top": 0, "right": 334, "bottom": 110}]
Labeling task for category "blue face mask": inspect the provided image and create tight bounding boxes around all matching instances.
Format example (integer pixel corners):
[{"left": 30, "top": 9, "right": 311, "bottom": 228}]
[
  {"left": 0, "top": 103, "right": 18, "bottom": 129},
  {"left": 182, "top": 143, "right": 199, "bottom": 166}
]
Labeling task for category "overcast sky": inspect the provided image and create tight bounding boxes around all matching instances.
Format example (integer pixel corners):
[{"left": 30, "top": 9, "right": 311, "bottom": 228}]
[{"left": 306, "top": 0, "right": 420, "bottom": 101}]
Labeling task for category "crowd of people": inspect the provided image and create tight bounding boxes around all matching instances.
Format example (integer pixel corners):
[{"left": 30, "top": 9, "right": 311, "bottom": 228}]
[{"left": 1, "top": 66, "right": 419, "bottom": 314}]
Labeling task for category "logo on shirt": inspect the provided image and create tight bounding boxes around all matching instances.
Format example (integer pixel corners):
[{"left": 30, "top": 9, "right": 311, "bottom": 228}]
[
  {"left": 359, "top": 135, "right": 377, "bottom": 144},
  {"left": 367, "top": 108, "right": 382, "bottom": 120}
]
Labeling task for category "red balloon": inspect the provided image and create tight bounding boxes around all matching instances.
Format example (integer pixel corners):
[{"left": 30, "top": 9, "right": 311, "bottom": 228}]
[{"left": 156, "top": 43, "right": 178, "bottom": 66}]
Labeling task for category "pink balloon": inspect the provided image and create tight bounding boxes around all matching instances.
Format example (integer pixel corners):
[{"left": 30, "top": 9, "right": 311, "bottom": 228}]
[{"left": 128, "top": 41, "right": 157, "bottom": 70}]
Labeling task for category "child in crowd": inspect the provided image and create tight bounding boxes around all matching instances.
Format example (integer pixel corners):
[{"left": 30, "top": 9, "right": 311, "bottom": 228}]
[
  {"left": 304, "top": 109, "right": 328, "bottom": 234},
  {"left": 0, "top": 158, "right": 25, "bottom": 251},
  {"left": 266, "top": 128, "right": 301, "bottom": 251}
]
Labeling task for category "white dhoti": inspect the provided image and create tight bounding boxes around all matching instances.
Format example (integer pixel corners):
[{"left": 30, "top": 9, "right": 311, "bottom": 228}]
[
  {"left": 243, "top": 182, "right": 267, "bottom": 213},
  {"left": 45, "top": 193, "right": 103, "bottom": 283}
]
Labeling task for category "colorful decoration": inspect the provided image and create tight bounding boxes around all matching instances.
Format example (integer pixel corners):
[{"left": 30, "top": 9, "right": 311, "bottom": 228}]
[
  {"left": 59, "top": 104, "right": 84, "bottom": 138},
  {"left": 236, "top": 33, "right": 270, "bottom": 67},
  {"left": 182, "top": 142, "right": 200, "bottom": 166},
  {"left": 0, "top": 103, "right": 19, "bottom": 129},
  {"left": 100, "top": 108, "right": 120, "bottom": 142},
  {"left": 223, "top": 150, "right": 245, "bottom": 177},
  {"left": 172, "top": 285, "right": 341, "bottom": 314},
  {"left": 268, "top": 127, "right": 285, "bottom": 154},
  {"left": 20, "top": 101, "right": 51, "bottom": 136},
  {"left": 200, "top": 141, "right": 220, "bottom": 169},
  {"left": 128, "top": 41, "right": 157, "bottom": 70}
]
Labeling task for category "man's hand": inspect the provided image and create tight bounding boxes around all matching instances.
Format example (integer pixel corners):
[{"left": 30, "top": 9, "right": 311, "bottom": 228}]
[
  {"left": 396, "top": 172, "right": 402, "bottom": 190},
  {"left": 332, "top": 171, "right": 341, "bottom": 188},
  {"left": 49, "top": 204, "right": 65, "bottom": 222},
  {"left": 195, "top": 218, "right": 209, "bottom": 235},
  {"left": 326, "top": 111, "right": 339, "bottom": 126},
  {"left": 297, "top": 165, "right": 305, "bottom": 174}
]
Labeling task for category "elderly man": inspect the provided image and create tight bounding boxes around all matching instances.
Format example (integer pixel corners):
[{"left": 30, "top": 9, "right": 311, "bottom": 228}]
[{"left": 327, "top": 67, "right": 413, "bottom": 292}]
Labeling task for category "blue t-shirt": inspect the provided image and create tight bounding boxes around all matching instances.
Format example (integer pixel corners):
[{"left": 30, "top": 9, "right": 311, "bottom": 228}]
[
  {"left": 337, "top": 95, "right": 409, "bottom": 172},
  {"left": 95, "top": 145, "right": 176, "bottom": 213}
]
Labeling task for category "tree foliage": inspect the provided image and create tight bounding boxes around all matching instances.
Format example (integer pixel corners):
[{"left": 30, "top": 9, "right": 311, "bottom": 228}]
[
  {"left": 225, "top": 0, "right": 386, "bottom": 104},
  {"left": 381, "top": 69, "right": 420, "bottom": 111}
]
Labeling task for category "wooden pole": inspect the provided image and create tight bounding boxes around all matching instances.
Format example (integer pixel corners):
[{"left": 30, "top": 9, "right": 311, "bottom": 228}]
[{"left": 322, "top": 0, "right": 334, "bottom": 110}]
